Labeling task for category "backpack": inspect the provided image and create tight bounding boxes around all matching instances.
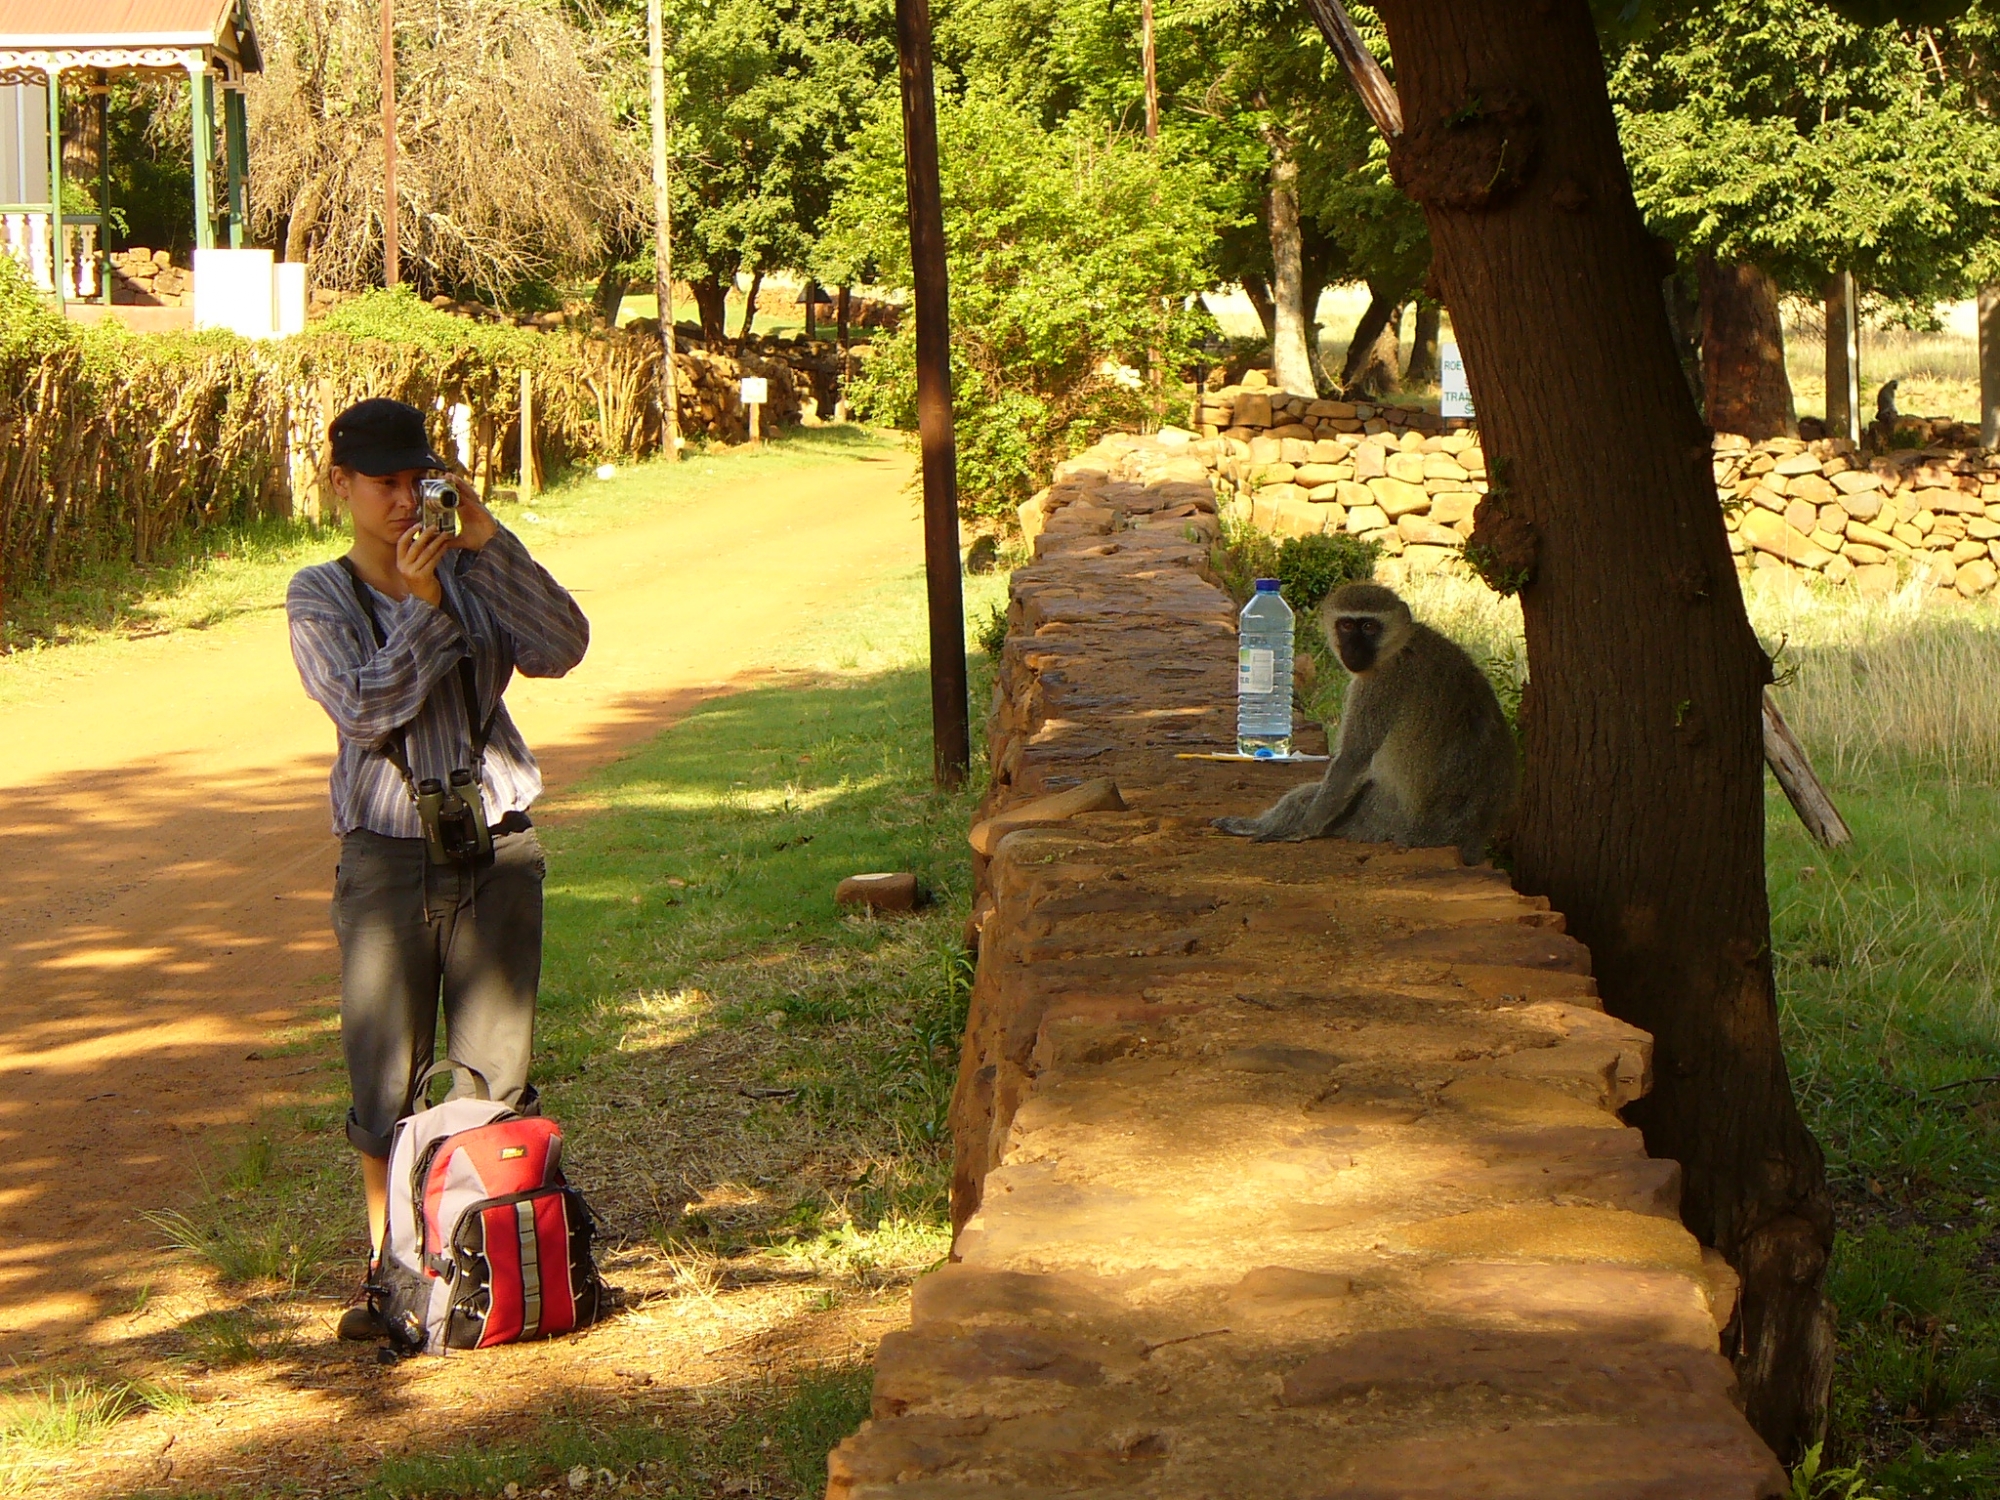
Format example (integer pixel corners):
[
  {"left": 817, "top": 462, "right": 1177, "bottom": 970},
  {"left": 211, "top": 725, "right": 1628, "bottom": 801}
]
[{"left": 371, "top": 1063, "right": 606, "bottom": 1354}]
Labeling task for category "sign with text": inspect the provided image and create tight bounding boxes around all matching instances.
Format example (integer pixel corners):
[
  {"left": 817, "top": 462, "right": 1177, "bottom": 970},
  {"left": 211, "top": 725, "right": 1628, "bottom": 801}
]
[
  {"left": 739, "top": 376, "right": 769, "bottom": 405},
  {"left": 1440, "top": 342, "right": 1474, "bottom": 419}
]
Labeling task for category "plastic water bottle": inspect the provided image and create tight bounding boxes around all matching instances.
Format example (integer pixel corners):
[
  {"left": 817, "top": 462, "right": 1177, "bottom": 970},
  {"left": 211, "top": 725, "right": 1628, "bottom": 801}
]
[{"left": 1237, "top": 579, "right": 1294, "bottom": 758}]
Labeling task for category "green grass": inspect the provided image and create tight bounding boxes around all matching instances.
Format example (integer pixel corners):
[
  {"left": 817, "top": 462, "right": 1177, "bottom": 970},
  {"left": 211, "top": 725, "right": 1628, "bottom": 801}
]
[
  {"left": 0, "top": 1378, "right": 194, "bottom": 1489},
  {"left": 1771, "top": 783, "right": 2000, "bottom": 1492},
  {"left": 0, "top": 425, "right": 898, "bottom": 700},
  {"left": 353, "top": 1366, "right": 870, "bottom": 1500}
]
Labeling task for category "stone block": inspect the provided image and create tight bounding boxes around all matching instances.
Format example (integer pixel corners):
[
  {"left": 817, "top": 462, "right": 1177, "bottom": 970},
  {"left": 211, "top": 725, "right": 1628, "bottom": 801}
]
[
  {"left": 1294, "top": 462, "right": 1350, "bottom": 486},
  {"left": 835, "top": 872, "right": 922, "bottom": 913},
  {"left": 1786, "top": 472, "right": 1836, "bottom": 506},
  {"left": 1345, "top": 504, "right": 1389, "bottom": 534},
  {"left": 1308, "top": 438, "right": 1351, "bottom": 462},
  {"left": 1367, "top": 476, "right": 1432, "bottom": 518},
  {"left": 1783, "top": 499, "right": 1818, "bottom": 536},
  {"left": 1335, "top": 480, "right": 1373, "bottom": 510},
  {"left": 1233, "top": 392, "right": 1273, "bottom": 427},
  {"left": 1352, "top": 442, "right": 1389, "bottom": 482},
  {"left": 1817, "top": 502, "right": 1849, "bottom": 534},
  {"left": 1421, "top": 453, "right": 1469, "bottom": 483},
  {"left": 1399, "top": 515, "right": 1462, "bottom": 547},
  {"left": 1386, "top": 450, "right": 1429, "bottom": 484},
  {"left": 1738, "top": 508, "right": 1831, "bottom": 569},
  {"left": 968, "top": 776, "right": 1126, "bottom": 855},
  {"left": 1960, "top": 559, "right": 1999, "bottom": 596},
  {"left": 1307, "top": 399, "right": 1357, "bottom": 419},
  {"left": 1853, "top": 562, "right": 1898, "bottom": 596},
  {"left": 1772, "top": 452, "right": 1823, "bottom": 477},
  {"left": 1247, "top": 435, "right": 1283, "bottom": 465},
  {"left": 1430, "top": 492, "right": 1478, "bottom": 526},
  {"left": 1272, "top": 423, "right": 1315, "bottom": 441}
]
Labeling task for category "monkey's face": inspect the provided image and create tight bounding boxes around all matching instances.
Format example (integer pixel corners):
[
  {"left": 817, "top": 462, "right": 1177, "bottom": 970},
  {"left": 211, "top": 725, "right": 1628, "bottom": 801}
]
[{"left": 1332, "top": 615, "right": 1384, "bottom": 673}]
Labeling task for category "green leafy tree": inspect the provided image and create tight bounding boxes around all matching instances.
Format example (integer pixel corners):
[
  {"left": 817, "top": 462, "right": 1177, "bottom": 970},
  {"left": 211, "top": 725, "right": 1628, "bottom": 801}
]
[
  {"left": 1608, "top": 0, "right": 2000, "bottom": 433},
  {"left": 821, "top": 94, "right": 1224, "bottom": 517},
  {"left": 593, "top": 0, "right": 896, "bottom": 343}
]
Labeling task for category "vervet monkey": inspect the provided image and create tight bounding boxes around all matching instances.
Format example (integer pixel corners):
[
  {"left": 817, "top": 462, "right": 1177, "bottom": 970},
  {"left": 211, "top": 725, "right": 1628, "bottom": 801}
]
[{"left": 1213, "top": 582, "right": 1516, "bottom": 862}]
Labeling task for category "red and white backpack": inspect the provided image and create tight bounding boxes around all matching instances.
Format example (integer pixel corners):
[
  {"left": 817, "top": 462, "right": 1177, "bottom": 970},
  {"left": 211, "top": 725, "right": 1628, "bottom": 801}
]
[{"left": 371, "top": 1064, "right": 606, "bottom": 1354}]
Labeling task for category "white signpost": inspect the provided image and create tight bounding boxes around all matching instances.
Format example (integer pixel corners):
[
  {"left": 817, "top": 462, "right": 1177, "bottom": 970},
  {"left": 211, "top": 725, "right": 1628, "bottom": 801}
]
[
  {"left": 1440, "top": 341, "right": 1475, "bottom": 419},
  {"left": 740, "top": 375, "right": 769, "bottom": 445}
]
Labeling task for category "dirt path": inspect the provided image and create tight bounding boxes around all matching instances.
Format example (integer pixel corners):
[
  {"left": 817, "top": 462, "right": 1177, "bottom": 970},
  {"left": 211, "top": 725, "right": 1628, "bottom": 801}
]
[{"left": 0, "top": 448, "right": 917, "bottom": 1364}]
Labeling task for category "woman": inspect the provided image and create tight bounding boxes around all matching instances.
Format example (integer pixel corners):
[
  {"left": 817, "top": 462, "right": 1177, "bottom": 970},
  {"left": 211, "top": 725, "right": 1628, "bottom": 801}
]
[{"left": 286, "top": 398, "right": 588, "bottom": 1340}]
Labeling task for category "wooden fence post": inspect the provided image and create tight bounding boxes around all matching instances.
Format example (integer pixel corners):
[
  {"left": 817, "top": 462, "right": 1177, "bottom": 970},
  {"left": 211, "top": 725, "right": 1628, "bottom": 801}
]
[{"left": 519, "top": 369, "right": 538, "bottom": 499}]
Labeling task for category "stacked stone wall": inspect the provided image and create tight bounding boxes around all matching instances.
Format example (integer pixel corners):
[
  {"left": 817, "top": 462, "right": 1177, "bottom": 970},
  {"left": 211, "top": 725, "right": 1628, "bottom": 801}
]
[
  {"left": 1077, "top": 373, "right": 2000, "bottom": 601},
  {"left": 829, "top": 435, "right": 1787, "bottom": 1499}
]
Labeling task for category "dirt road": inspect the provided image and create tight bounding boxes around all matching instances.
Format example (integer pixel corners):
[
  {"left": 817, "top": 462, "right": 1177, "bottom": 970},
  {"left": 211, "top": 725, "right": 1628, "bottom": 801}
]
[{"left": 0, "top": 447, "right": 917, "bottom": 1362}]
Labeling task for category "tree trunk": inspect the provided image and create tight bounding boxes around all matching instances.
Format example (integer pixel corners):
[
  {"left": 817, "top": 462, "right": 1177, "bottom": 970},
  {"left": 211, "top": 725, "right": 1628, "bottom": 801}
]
[
  {"left": 691, "top": 274, "right": 729, "bottom": 348},
  {"left": 1980, "top": 283, "right": 1999, "bottom": 451},
  {"left": 1339, "top": 286, "right": 1403, "bottom": 393},
  {"left": 1700, "top": 256, "right": 1796, "bottom": 442},
  {"left": 1241, "top": 274, "right": 1277, "bottom": 341},
  {"left": 804, "top": 278, "right": 819, "bottom": 340},
  {"left": 1404, "top": 302, "right": 1441, "bottom": 384},
  {"left": 1302, "top": 276, "right": 1332, "bottom": 391},
  {"left": 593, "top": 264, "right": 627, "bottom": 326},
  {"left": 1824, "top": 271, "right": 1859, "bottom": 445},
  {"left": 285, "top": 173, "right": 326, "bottom": 264},
  {"left": 1374, "top": 0, "right": 1833, "bottom": 1463},
  {"left": 1263, "top": 129, "right": 1318, "bottom": 396},
  {"left": 736, "top": 269, "right": 763, "bottom": 349}
]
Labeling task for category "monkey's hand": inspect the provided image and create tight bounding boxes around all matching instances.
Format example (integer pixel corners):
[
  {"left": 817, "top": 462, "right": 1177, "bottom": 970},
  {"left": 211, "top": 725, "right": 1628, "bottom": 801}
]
[{"left": 1211, "top": 815, "right": 1263, "bottom": 837}]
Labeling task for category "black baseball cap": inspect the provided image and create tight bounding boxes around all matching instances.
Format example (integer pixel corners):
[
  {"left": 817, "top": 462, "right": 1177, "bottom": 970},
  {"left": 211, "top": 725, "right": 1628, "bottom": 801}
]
[{"left": 328, "top": 398, "right": 454, "bottom": 475}]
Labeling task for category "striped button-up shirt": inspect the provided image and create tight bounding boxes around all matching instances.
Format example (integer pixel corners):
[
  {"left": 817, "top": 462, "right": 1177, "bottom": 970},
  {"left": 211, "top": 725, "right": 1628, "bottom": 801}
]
[{"left": 287, "top": 526, "right": 590, "bottom": 837}]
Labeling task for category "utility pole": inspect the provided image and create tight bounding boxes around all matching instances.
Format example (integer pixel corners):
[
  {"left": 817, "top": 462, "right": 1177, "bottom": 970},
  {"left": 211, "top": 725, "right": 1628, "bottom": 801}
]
[
  {"left": 380, "top": 0, "right": 398, "bottom": 288},
  {"left": 648, "top": 0, "right": 682, "bottom": 462},
  {"left": 895, "top": 0, "right": 970, "bottom": 790},
  {"left": 1141, "top": 0, "right": 1159, "bottom": 142}
]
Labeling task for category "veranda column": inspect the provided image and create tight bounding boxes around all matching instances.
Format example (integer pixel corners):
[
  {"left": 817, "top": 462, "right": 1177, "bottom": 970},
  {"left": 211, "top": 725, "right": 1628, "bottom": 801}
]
[
  {"left": 189, "top": 63, "right": 215, "bottom": 250},
  {"left": 44, "top": 63, "right": 63, "bottom": 305},
  {"left": 224, "top": 85, "right": 250, "bottom": 249}
]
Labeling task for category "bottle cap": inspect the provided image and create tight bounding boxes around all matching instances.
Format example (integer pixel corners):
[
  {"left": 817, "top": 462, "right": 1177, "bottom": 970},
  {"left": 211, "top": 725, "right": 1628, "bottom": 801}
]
[{"left": 1253, "top": 578, "right": 1282, "bottom": 592}]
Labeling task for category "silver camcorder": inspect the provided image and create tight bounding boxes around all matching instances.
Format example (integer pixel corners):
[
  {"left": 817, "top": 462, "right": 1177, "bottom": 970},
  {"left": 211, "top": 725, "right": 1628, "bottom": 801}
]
[{"left": 418, "top": 475, "right": 459, "bottom": 536}]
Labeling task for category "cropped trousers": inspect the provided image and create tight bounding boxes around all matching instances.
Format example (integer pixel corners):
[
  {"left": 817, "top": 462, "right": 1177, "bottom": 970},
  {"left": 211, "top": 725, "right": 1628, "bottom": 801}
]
[{"left": 331, "top": 827, "right": 545, "bottom": 1157}]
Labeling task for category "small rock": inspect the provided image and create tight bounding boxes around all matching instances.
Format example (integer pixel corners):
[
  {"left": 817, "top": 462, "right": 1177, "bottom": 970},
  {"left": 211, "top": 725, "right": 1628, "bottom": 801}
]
[{"left": 835, "top": 871, "right": 922, "bottom": 913}]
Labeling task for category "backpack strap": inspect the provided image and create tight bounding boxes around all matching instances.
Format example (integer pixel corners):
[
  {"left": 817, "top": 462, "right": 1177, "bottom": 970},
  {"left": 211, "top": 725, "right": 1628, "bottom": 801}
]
[
  {"left": 413, "top": 1058, "right": 492, "bottom": 1103},
  {"left": 334, "top": 555, "right": 499, "bottom": 790}
]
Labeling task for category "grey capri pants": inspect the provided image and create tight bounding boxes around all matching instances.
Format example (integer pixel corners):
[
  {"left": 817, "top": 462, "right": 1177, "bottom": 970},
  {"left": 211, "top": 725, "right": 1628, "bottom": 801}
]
[{"left": 331, "top": 826, "right": 546, "bottom": 1156}]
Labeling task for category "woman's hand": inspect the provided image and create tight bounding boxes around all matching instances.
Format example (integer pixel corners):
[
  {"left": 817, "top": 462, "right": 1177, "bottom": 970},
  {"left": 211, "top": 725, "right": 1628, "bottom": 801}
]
[
  {"left": 396, "top": 522, "right": 452, "bottom": 607},
  {"left": 448, "top": 474, "right": 499, "bottom": 552}
]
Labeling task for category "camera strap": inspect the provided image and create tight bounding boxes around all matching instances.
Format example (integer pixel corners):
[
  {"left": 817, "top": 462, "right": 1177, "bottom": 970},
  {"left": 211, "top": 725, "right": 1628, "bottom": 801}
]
[{"left": 335, "top": 556, "right": 496, "bottom": 803}]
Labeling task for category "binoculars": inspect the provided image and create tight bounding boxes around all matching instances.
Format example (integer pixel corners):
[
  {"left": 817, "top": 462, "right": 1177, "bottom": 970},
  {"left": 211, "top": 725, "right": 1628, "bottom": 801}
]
[{"left": 417, "top": 769, "right": 493, "bottom": 866}]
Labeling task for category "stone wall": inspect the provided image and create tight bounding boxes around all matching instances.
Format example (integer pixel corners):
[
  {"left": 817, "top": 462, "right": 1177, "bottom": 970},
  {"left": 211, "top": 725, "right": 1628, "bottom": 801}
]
[
  {"left": 1105, "top": 372, "right": 2000, "bottom": 602},
  {"left": 827, "top": 434, "right": 1786, "bottom": 1499}
]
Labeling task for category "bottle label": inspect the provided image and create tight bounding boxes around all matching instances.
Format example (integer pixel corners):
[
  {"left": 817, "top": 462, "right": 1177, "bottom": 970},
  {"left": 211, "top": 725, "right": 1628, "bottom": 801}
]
[{"left": 1239, "top": 647, "right": 1275, "bottom": 695}]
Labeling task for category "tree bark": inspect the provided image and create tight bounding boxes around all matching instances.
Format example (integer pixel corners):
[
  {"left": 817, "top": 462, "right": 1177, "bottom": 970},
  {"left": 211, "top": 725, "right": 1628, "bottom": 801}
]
[
  {"left": 1700, "top": 256, "right": 1796, "bottom": 441},
  {"left": 1373, "top": 0, "right": 1833, "bottom": 1462},
  {"left": 284, "top": 173, "right": 326, "bottom": 264},
  {"left": 691, "top": 274, "right": 729, "bottom": 347},
  {"left": 1404, "top": 301, "right": 1441, "bottom": 385},
  {"left": 1980, "top": 283, "right": 1999, "bottom": 452},
  {"left": 736, "top": 269, "right": 763, "bottom": 349},
  {"left": 1263, "top": 128, "right": 1318, "bottom": 397},
  {"left": 804, "top": 277, "right": 819, "bottom": 340},
  {"left": 593, "top": 264, "right": 627, "bottom": 326},
  {"left": 1241, "top": 274, "right": 1277, "bottom": 341},
  {"left": 1339, "top": 286, "right": 1402, "bottom": 393}
]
